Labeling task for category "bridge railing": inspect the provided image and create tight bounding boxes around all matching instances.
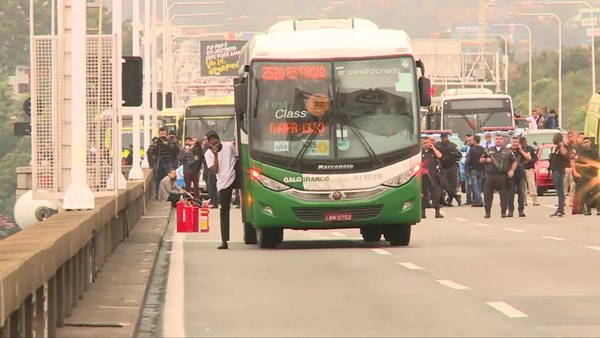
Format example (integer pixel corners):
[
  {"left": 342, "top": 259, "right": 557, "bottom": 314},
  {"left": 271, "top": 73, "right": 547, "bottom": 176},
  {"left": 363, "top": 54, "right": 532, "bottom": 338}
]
[{"left": 0, "top": 169, "right": 153, "bottom": 337}]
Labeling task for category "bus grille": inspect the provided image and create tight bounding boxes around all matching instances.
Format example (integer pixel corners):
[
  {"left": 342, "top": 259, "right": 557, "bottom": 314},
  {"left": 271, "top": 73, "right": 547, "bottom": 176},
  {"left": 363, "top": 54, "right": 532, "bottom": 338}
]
[{"left": 292, "top": 205, "right": 383, "bottom": 222}]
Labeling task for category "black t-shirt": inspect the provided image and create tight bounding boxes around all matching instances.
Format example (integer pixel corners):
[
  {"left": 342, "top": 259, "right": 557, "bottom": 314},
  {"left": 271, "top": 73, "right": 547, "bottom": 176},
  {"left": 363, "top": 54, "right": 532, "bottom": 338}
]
[
  {"left": 466, "top": 145, "right": 485, "bottom": 172},
  {"left": 522, "top": 145, "right": 537, "bottom": 169},
  {"left": 482, "top": 146, "right": 516, "bottom": 175},
  {"left": 510, "top": 147, "right": 527, "bottom": 181},
  {"left": 421, "top": 148, "right": 440, "bottom": 177},
  {"left": 436, "top": 141, "right": 462, "bottom": 169},
  {"left": 549, "top": 145, "right": 570, "bottom": 171}
]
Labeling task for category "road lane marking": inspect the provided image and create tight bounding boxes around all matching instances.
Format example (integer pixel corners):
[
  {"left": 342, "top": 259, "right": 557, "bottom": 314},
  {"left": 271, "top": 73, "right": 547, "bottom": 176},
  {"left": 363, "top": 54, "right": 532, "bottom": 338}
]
[
  {"left": 330, "top": 232, "right": 347, "bottom": 237},
  {"left": 371, "top": 248, "right": 392, "bottom": 255},
  {"left": 397, "top": 262, "right": 424, "bottom": 270},
  {"left": 163, "top": 233, "right": 186, "bottom": 337},
  {"left": 486, "top": 301, "right": 528, "bottom": 318},
  {"left": 541, "top": 236, "right": 566, "bottom": 241},
  {"left": 476, "top": 223, "right": 493, "bottom": 227},
  {"left": 436, "top": 280, "right": 470, "bottom": 290},
  {"left": 504, "top": 228, "right": 526, "bottom": 233},
  {"left": 454, "top": 217, "right": 468, "bottom": 222},
  {"left": 585, "top": 246, "right": 600, "bottom": 251},
  {"left": 543, "top": 204, "right": 555, "bottom": 209}
]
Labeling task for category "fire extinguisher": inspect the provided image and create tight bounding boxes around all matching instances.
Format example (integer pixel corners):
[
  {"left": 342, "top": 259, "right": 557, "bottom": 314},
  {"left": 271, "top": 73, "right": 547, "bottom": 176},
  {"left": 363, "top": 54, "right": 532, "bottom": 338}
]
[{"left": 200, "top": 200, "right": 210, "bottom": 233}]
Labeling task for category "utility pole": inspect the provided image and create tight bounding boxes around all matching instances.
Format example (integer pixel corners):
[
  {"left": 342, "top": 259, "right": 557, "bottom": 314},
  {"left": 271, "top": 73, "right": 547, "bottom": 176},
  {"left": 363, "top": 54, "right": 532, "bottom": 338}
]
[
  {"left": 63, "top": 0, "right": 94, "bottom": 209},
  {"left": 141, "top": 0, "right": 152, "bottom": 169},
  {"left": 128, "top": 0, "right": 144, "bottom": 181}
]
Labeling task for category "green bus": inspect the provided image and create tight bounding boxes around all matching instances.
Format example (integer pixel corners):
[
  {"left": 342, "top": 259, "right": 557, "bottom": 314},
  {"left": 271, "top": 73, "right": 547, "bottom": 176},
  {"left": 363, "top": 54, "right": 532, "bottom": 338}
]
[{"left": 233, "top": 18, "right": 432, "bottom": 248}]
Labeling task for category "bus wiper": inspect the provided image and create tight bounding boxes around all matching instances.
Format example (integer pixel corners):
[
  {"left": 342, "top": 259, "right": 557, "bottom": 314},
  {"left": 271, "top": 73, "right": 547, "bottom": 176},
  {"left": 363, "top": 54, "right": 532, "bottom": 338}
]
[
  {"left": 291, "top": 88, "right": 331, "bottom": 168},
  {"left": 253, "top": 78, "right": 260, "bottom": 118},
  {"left": 339, "top": 88, "right": 381, "bottom": 165}
]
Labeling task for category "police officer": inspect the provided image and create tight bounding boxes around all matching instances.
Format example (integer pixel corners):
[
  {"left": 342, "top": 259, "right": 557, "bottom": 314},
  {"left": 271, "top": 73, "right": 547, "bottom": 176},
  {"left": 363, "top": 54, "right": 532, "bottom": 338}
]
[
  {"left": 421, "top": 136, "right": 444, "bottom": 219},
  {"left": 436, "top": 133, "right": 463, "bottom": 206},
  {"left": 575, "top": 137, "right": 600, "bottom": 215},
  {"left": 480, "top": 134, "right": 517, "bottom": 218}
]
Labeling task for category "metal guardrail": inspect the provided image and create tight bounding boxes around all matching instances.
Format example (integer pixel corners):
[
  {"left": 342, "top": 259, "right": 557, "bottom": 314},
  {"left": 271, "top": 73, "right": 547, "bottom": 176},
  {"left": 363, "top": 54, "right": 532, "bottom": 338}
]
[{"left": 0, "top": 169, "right": 153, "bottom": 337}]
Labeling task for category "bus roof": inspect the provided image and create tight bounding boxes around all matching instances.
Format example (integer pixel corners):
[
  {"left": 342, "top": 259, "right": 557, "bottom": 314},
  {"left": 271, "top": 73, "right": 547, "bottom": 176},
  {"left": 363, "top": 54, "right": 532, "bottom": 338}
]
[
  {"left": 243, "top": 18, "right": 413, "bottom": 61},
  {"left": 436, "top": 93, "right": 513, "bottom": 101},
  {"left": 184, "top": 96, "right": 234, "bottom": 107}
]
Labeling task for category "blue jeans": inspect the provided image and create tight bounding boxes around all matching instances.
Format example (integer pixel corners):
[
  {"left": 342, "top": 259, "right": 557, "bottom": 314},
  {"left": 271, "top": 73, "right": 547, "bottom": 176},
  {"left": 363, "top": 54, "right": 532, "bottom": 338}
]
[
  {"left": 468, "top": 171, "right": 483, "bottom": 205},
  {"left": 466, "top": 176, "right": 473, "bottom": 204},
  {"left": 552, "top": 170, "right": 565, "bottom": 213}
]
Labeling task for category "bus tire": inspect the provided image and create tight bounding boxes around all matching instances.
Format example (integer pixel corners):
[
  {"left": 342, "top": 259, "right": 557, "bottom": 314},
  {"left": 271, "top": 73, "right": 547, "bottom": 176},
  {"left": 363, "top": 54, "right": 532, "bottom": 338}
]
[
  {"left": 256, "top": 228, "right": 282, "bottom": 248},
  {"left": 361, "top": 227, "right": 382, "bottom": 242},
  {"left": 384, "top": 225, "right": 411, "bottom": 246},
  {"left": 243, "top": 222, "right": 257, "bottom": 245}
]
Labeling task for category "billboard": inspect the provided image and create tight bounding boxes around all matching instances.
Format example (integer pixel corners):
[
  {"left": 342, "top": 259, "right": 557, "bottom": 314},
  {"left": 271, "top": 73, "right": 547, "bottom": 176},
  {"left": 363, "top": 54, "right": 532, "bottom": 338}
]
[{"left": 200, "top": 40, "right": 247, "bottom": 77}]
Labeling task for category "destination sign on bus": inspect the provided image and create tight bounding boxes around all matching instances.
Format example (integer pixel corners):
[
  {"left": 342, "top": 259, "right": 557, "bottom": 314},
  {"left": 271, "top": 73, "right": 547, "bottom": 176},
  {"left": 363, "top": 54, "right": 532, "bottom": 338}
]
[
  {"left": 261, "top": 65, "right": 327, "bottom": 81},
  {"left": 447, "top": 99, "right": 508, "bottom": 110},
  {"left": 268, "top": 122, "right": 325, "bottom": 135}
]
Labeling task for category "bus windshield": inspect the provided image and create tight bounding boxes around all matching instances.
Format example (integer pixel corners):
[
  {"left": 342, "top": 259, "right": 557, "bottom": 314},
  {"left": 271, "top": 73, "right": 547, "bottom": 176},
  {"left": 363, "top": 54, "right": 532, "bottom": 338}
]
[
  {"left": 185, "top": 117, "right": 235, "bottom": 141},
  {"left": 442, "top": 98, "right": 513, "bottom": 138},
  {"left": 184, "top": 105, "right": 235, "bottom": 140},
  {"left": 250, "top": 57, "right": 418, "bottom": 170}
]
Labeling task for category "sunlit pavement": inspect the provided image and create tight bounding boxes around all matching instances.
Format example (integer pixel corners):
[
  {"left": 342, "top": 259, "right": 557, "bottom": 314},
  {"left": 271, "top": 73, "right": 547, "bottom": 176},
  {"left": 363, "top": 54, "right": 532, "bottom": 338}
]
[{"left": 159, "top": 195, "right": 600, "bottom": 337}]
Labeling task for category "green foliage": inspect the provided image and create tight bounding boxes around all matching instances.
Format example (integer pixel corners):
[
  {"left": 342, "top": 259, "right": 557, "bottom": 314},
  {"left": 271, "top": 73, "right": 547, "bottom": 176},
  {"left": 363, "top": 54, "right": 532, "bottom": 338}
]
[{"left": 509, "top": 45, "right": 596, "bottom": 131}]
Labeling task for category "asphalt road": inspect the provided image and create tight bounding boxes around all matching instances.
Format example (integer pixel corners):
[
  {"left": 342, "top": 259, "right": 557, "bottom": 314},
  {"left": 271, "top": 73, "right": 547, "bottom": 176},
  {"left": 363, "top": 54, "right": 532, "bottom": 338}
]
[{"left": 161, "top": 195, "right": 600, "bottom": 337}]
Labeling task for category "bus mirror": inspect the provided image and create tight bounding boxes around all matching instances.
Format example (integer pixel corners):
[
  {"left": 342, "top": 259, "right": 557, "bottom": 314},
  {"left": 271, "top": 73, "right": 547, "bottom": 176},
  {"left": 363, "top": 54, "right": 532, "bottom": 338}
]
[
  {"left": 234, "top": 77, "right": 248, "bottom": 115},
  {"left": 416, "top": 59, "right": 426, "bottom": 77},
  {"left": 419, "top": 77, "right": 432, "bottom": 107}
]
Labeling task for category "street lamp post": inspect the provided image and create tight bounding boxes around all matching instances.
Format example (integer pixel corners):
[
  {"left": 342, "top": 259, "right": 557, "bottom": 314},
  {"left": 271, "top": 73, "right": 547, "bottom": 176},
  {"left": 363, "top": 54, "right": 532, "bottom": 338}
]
[
  {"left": 512, "top": 12, "right": 562, "bottom": 128},
  {"left": 490, "top": 23, "right": 533, "bottom": 115},
  {"left": 532, "top": 1, "right": 596, "bottom": 94}
]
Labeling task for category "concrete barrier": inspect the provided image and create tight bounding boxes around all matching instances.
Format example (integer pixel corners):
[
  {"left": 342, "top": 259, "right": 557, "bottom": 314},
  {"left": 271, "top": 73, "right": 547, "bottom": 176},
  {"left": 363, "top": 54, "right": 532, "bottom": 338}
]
[{"left": 0, "top": 169, "right": 153, "bottom": 337}]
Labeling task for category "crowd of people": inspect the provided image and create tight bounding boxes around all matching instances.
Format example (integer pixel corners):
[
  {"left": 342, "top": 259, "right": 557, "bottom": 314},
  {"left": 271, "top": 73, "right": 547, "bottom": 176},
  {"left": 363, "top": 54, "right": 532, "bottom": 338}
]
[
  {"left": 421, "top": 128, "right": 600, "bottom": 219},
  {"left": 145, "top": 127, "right": 240, "bottom": 249}
]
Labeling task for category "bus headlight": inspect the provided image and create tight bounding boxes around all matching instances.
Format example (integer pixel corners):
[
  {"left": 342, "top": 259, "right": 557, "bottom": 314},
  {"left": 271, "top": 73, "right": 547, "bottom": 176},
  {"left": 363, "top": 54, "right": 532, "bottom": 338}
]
[
  {"left": 383, "top": 165, "right": 420, "bottom": 187},
  {"left": 249, "top": 169, "right": 290, "bottom": 191}
]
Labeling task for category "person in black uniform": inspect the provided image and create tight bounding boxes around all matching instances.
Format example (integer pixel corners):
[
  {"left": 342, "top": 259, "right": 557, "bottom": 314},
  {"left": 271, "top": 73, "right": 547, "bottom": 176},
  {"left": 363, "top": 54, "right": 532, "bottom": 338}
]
[
  {"left": 421, "top": 136, "right": 444, "bottom": 219},
  {"left": 480, "top": 134, "right": 517, "bottom": 218},
  {"left": 436, "top": 133, "right": 463, "bottom": 206},
  {"left": 507, "top": 136, "right": 531, "bottom": 217},
  {"left": 575, "top": 137, "right": 600, "bottom": 215},
  {"left": 150, "top": 127, "right": 179, "bottom": 199}
]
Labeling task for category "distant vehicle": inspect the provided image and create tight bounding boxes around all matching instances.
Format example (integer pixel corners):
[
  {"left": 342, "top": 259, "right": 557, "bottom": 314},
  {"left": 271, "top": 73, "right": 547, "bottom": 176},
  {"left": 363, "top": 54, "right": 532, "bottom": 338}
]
[
  {"left": 520, "top": 129, "right": 566, "bottom": 149},
  {"left": 161, "top": 107, "right": 184, "bottom": 139},
  {"left": 234, "top": 17, "right": 432, "bottom": 248},
  {"left": 426, "top": 88, "right": 515, "bottom": 139},
  {"left": 534, "top": 144, "right": 555, "bottom": 196},
  {"left": 584, "top": 93, "right": 600, "bottom": 151},
  {"left": 182, "top": 96, "right": 235, "bottom": 141}
]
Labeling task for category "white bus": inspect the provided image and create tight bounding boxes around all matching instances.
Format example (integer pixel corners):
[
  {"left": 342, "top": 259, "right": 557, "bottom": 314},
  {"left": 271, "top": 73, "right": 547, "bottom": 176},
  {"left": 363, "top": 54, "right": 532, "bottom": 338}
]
[{"left": 427, "top": 88, "right": 515, "bottom": 139}]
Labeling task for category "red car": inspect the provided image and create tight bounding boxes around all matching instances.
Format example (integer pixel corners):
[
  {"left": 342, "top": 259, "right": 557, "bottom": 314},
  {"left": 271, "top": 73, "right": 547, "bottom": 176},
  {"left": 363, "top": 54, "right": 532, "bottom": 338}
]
[{"left": 534, "top": 144, "right": 555, "bottom": 196}]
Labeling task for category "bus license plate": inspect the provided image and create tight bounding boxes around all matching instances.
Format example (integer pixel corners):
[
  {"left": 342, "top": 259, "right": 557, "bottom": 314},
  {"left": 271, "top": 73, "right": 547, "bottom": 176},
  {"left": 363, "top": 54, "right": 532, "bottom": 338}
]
[{"left": 325, "top": 212, "right": 352, "bottom": 222}]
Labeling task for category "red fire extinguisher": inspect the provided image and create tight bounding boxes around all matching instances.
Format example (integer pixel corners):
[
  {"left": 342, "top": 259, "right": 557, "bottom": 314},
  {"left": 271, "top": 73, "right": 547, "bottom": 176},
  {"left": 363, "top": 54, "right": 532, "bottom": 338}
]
[{"left": 200, "top": 200, "right": 210, "bottom": 233}]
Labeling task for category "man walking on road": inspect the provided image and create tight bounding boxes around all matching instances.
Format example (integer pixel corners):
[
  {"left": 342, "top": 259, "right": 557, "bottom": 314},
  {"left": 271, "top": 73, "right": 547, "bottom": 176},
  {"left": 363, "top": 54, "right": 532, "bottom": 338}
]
[
  {"left": 480, "top": 134, "right": 517, "bottom": 218},
  {"left": 465, "top": 135, "right": 485, "bottom": 207},
  {"left": 549, "top": 133, "right": 572, "bottom": 217},
  {"left": 507, "top": 136, "right": 531, "bottom": 217},
  {"left": 204, "top": 130, "right": 238, "bottom": 250}
]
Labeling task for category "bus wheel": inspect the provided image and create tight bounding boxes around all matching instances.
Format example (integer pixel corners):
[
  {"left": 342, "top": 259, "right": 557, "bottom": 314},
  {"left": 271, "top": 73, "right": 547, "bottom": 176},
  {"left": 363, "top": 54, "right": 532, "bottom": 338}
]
[
  {"left": 243, "top": 222, "right": 257, "bottom": 245},
  {"left": 384, "top": 225, "right": 411, "bottom": 246},
  {"left": 361, "top": 227, "right": 382, "bottom": 242},
  {"left": 256, "top": 228, "right": 282, "bottom": 248}
]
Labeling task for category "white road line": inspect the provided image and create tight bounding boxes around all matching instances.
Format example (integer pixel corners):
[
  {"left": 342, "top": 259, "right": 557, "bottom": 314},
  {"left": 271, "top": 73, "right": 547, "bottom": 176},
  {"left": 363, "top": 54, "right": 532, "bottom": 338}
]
[
  {"left": 476, "top": 223, "right": 493, "bottom": 227},
  {"left": 543, "top": 204, "right": 555, "bottom": 209},
  {"left": 504, "top": 228, "right": 526, "bottom": 233},
  {"left": 330, "top": 232, "right": 347, "bottom": 237},
  {"left": 454, "top": 217, "right": 468, "bottom": 222},
  {"left": 163, "top": 233, "right": 186, "bottom": 337},
  {"left": 397, "top": 262, "right": 424, "bottom": 270},
  {"left": 541, "top": 236, "right": 566, "bottom": 241},
  {"left": 97, "top": 306, "right": 139, "bottom": 310},
  {"left": 436, "top": 280, "right": 470, "bottom": 290},
  {"left": 371, "top": 248, "right": 392, "bottom": 255},
  {"left": 585, "top": 246, "right": 600, "bottom": 251},
  {"left": 486, "top": 301, "right": 528, "bottom": 318}
]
